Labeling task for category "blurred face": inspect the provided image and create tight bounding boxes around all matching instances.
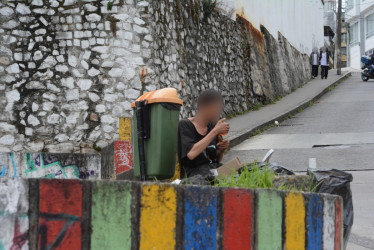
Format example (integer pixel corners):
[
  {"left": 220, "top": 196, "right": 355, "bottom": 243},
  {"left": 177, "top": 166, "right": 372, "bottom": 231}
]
[{"left": 200, "top": 100, "right": 223, "bottom": 123}]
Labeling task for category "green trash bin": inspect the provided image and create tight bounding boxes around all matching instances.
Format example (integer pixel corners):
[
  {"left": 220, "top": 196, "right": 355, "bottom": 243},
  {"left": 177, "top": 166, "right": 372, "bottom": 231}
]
[{"left": 131, "top": 88, "right": 183, "bottom": 180}]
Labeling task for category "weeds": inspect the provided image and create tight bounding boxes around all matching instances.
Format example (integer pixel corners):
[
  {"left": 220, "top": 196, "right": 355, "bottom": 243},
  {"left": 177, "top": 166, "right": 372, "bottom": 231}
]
[
  {"left": 329, "top": 74, "right": 351, "bottom": 91},
  {"left": 215, "top": 163, "right": 274, "bottom": 189},
  {"left": 202, "top": 0, "right": 217, "bottom": 20},
  {"left": 271, "top": 94, "right": 284, "bottom": 104},
  {"left": 214, "top": 163, "right": 320, "bottom": 192},
  {"left": 277, "top": 175, "right": 322, "bottom": 193},
  {"left": 252, "top": 104, "right": 261, "bottom": 111},
  {"left": 252, "top": 129, "right": 262, "bottom": 136}
]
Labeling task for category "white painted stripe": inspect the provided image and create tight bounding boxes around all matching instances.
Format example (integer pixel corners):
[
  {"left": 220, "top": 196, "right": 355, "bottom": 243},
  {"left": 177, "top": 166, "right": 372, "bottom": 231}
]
[{"left": 323, "top": 196, "right": 336, "bottom": 250}]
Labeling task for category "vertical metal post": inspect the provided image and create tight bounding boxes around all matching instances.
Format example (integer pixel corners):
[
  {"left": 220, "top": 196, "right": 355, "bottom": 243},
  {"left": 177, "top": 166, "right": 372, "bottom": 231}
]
[
  {"left": 336, "top": 0, "right": 342, "bottom": 75},
  {"left": 136, "top": 101, "right": 147, "bottom": 181}
]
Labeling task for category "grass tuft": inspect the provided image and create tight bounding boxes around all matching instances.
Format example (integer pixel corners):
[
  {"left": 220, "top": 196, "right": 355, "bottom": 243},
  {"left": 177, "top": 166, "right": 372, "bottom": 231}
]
[{"left": 214, "top": 163, "right": 275, "bottom": 189}]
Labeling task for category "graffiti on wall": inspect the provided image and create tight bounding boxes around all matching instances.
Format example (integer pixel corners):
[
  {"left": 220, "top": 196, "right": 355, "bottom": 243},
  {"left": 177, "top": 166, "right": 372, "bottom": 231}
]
[
  {"left": 0, "top": 153, "right": 97, "bottom": 179},
  {"left": 0, "top": 179, "right": 29, "bottom": 250},
  {"left": 0, "top": 212, "right": 28, "bottom": 250},
  {"left": 114, "top": 141, "right": 133, "bottom": 175},
  {"left": 39, "top": 180, "right": 82, "bottom": 249},
  {"left": 0, "top": 179, "right": 345, "bottom": 249},
  {"left": 0, "top": 153, "right": 19, "bottom": 178},
  {"left": 26, "top": 153, "right": 84, "bottom": 179}
]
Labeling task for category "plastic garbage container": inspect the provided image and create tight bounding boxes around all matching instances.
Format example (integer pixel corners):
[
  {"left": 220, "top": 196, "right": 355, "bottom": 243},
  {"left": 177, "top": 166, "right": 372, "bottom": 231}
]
[{"left": 131, "top": 88, "right": 183, "bottom": 180}]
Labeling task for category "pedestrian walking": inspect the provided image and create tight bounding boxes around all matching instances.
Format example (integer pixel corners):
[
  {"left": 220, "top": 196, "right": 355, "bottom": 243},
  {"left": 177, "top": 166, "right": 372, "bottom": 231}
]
[
  {"left": 320, "top": 46, "right": 330, "bottom": 79},
  {"left": 309, "top": 47, "right": 319, "bottom": 79}
]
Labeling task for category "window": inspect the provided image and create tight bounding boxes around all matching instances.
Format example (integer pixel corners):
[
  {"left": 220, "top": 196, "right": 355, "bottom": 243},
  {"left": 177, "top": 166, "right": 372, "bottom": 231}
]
[
  {"left": 346, "top": 0, "right": 354, "bottom": 10},
  {"left": 324, "top": 1, "right": 336, "bottom": 11},
  {"left": 341, "top": 47, "right": 347, "bottom": 55},
  {"left": 349, "top": 22, "right": 359, "bottom": 44},
  {"left": 366, "top": 13, "right": 374, "bottom": 38},
  {"left": 342, "top": 33, "right": 347, "bottom": 43}
]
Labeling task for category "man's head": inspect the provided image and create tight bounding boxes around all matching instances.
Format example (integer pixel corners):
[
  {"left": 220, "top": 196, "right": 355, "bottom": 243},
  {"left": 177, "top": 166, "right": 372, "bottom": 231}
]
[{"left": 197, "top": 89, "right": 223, "bottom": 122}]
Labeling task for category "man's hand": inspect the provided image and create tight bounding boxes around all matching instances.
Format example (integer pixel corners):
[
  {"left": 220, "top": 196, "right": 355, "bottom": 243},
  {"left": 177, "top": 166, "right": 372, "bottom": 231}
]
[
  {"left": 213, "top": 118, "right": 230, "bottom": 135},
  {"left": 217, "top": 139, "right": 229, "bottom": 150}
]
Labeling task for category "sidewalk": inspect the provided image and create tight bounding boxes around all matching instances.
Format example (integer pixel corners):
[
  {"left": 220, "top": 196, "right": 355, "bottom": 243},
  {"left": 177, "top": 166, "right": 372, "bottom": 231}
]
[{"left": 226, "top": 70, "right": 351, "bottom": 147}]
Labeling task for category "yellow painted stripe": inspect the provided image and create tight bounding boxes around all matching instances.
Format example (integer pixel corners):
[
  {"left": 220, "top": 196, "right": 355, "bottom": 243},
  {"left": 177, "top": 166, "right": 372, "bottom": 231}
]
[
  {"left": 140, "top": 185, "right": 177, "bottom": 250},
  {"left": 119, "top": 117, "right": 132, "bottom": 141},
  {"left": 285, "top": 192, "right": 306, "bottom": 250},
  {"left": 170, "top": 156, "right": 180, "bottom": 182}
]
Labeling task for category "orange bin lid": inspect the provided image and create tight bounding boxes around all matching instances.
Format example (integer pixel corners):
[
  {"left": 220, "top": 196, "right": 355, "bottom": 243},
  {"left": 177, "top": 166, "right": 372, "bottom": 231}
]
[{"left": 131, "top": 88, "right": 183, "bottom": 108}]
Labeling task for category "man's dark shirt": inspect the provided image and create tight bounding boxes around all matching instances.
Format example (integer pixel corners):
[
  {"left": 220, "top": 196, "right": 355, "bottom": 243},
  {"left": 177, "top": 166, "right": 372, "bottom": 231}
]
[{"left": 177, "top": 119, "right": 219, "bottom": 177}]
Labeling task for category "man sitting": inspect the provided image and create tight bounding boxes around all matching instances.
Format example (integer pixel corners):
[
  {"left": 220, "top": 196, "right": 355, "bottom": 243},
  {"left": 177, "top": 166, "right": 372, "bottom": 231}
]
[{"left": 178, "top": 89, "right": 230, "bottom": 178}]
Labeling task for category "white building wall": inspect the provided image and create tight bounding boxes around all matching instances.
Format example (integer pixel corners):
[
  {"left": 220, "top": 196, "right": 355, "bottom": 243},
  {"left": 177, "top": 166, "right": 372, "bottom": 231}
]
[
  {"left": 349, "top": 44, "right": 361, "bottom": 68},
  {"left": 346, "top": 0, "right": 374, "bottom": 68},
  {"left": 222, "top": 0, "right": 325, "bottom": 54},
  {"left": 365, "top": 35, "right": 374, "bottom": 53}
]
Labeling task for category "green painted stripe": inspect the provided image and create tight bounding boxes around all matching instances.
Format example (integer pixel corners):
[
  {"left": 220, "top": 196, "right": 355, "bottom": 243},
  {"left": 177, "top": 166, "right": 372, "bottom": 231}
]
[
  {"left": 257, "top": 190, "right": 283, "bottom": 250},
  {"left": 91, "top": 181, "right": 132, "bottom": 250}
]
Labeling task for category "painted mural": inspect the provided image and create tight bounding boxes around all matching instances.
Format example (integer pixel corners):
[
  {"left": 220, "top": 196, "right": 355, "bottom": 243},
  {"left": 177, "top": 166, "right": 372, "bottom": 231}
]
[
  {"left": 0, "top": 153, "right": 100, "bottom": 179},
  {"left": 0, "top": 179, "right": 344, "bottom": 249}
]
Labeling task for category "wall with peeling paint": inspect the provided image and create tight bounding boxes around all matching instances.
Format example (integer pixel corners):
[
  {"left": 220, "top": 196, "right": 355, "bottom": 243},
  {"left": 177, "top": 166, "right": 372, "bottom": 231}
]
[
  {"left": 227, "top": 0, "right": 325, "bottom": 54},
  {"left": 0, "top": 178, "right": 344, "bottom": 249}
]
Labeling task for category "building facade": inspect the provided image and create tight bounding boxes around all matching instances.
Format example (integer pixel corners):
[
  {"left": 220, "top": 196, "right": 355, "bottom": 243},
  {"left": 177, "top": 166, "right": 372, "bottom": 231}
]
[
  {"left": 346, "top": 0, "right": 374, "bottom": 69},
  {"left": 324, "top": 0, "right": 337, "bottom": 66}
]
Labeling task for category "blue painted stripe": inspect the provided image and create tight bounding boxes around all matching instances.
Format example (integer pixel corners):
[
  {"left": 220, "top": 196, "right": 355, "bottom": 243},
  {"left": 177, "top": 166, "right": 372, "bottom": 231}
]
[
  {"left": 184, "top": 186, "right": 217, "bottom": 250},
  {"left": 307, "top": 194, "right": 323, "bottom": 250}
]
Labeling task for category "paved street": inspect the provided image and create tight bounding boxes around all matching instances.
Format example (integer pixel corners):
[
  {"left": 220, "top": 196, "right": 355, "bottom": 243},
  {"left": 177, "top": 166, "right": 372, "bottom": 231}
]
[{"left": 226, "top": 74, "right": 374, "bottom": 249}]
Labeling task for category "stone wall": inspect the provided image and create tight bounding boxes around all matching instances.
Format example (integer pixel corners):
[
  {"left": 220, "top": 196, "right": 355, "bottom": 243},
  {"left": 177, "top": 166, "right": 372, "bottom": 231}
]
[
  {"left": 0, "top": 0, "right": 311, "bottom": 153},
  {"left": 0, "top": 178, "right": 343, "bottom": 249}
]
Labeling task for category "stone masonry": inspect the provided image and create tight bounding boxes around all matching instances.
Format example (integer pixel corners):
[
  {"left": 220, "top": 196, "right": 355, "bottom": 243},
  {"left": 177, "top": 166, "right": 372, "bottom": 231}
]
[{"left": 0, "top": 0, "right": 311, "bottom": 153}]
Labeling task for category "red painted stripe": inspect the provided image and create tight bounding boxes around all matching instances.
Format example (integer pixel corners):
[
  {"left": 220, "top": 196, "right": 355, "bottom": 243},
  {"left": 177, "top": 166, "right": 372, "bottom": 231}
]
[
  {"left": 223, "top": 189, "right": 252, "bottom": 250},
  {"left": 39, "top": 180, "right": 82, "bottom": 250},
  {"left": 334, "top": 198, "right": 342, "bottom": 250}
]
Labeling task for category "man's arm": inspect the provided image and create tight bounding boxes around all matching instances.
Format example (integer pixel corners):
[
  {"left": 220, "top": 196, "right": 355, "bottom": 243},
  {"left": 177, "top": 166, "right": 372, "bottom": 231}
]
[{"left": 186, "top": 118, "right": 229, "bottom": 161}]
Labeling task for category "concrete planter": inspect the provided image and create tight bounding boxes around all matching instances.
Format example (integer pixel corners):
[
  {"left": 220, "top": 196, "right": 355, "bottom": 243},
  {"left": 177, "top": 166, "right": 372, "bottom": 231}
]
[{"left": 0, "top": 178, "right": 343, "bottom": 249}]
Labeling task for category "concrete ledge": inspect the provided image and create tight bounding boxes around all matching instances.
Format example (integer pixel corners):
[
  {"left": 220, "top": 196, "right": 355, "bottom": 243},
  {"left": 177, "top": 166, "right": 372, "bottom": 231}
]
[
  {"left": 0, "top": 179, "right": 343, "bottom": 249},
  {"left": 0, "top": 153, "right": 101, "bottom": 179},
  {"left": 228, "top": 72, "right": 352, "bottom": 148}
]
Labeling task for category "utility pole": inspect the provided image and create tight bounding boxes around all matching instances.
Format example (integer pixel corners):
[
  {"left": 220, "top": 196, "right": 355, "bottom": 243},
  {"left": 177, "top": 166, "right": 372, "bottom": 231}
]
[{"left": 336, "top": 0, "right": 342, "bottom": 75}]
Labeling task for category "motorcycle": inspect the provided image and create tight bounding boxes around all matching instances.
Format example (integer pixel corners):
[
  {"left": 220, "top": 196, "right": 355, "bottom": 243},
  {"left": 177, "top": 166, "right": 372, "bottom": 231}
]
[{"left": 361, "top": 56, "right": 374, "bottom": 82}]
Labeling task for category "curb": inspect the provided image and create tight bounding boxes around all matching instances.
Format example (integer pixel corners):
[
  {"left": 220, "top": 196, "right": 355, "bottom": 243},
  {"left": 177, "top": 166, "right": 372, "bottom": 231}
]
[{"left": 228, "top": 72, "right": 352, "bottom": 148}]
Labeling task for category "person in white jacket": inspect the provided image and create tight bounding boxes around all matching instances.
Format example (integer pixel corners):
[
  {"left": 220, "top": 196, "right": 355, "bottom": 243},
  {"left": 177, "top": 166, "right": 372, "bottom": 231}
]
[
  {"left": 320, "top": 46, "right": 330, "bottom": 79},
  {"left": 309, "top": 47, "right": 320, "bottom": 79}
]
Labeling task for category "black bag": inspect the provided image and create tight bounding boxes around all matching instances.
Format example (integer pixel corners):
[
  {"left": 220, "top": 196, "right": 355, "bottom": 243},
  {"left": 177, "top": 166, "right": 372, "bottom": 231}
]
[
  {"left": 308, "top": 169, "right": 353, "bottom": 249},
  {"left": 257, "top": 162, "right": 295, "bottom": 176}
]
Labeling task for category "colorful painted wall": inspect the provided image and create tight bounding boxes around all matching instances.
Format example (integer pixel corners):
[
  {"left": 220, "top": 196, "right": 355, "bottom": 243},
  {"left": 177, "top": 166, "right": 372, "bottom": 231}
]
[
  {"left": 0, "top": 153, "right": 100, "bottom": 179},
  {"left": 0, "top": 178, "right": 343, "bottom": 249}
]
